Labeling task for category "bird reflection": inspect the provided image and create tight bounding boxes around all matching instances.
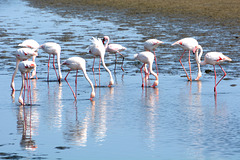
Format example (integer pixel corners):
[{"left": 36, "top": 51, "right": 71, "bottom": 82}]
[
  {"left": 17, "top": 105, "right": 39, "bottom": 150},
  {"left": 141, "top": 87, "right": 159, "bottom": 149},
  {"left": 184, "top": 80, "right": 202, "bottom": 106}
]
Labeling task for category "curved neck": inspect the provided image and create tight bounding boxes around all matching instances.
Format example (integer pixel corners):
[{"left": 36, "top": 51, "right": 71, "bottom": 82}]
[
  {"left": 57, "top": 54, "right": 62, "bottom": 80},
  {"left": 149, "top": 62, "right": 158, "bottom": 81},
  {"left": 101, "top": 55, "right": 114, "bottom": 83},
  {"left": 82, "top": 68, "right": 95, "bottom": 95},
  {"left": 196, "top": 45, "right": 206, "bottom": 65},
  {"left": 104, "top": 37, "right": 109, "bottom": 49}
]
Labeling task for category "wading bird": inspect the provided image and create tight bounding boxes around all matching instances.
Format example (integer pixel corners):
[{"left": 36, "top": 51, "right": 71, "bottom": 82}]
[
  {"left": 62, "top": 57, "right": 95, "bottom": 101},
  {"left": 88, "top": 37, "right": 114, "bottom": 87},
  {"left": 18, "top": 61, "right": 36, "bottom": 105},
  {"left": 18, "top": 39, "right": 40, "bottom": 79},
  {"left": 144, "top": 39, "right": 163, "bottom": 75},
  {"left": 172, "top": 37, "right": 203, "bottom": 81},
  {"left": 196, "top": 50, "right": 232, "bottom": 94},
  {"left": 102, "top": 36, "right": 126, "bottom": 72},
  {"left": 39, "top": 42, "right": 62, "bottom": 83},
  {"left": 11, "top": 48, "right": 38, "bottom": 91},
  {"left": 134, "top": 51, "right": 158, "bottom": 88}
]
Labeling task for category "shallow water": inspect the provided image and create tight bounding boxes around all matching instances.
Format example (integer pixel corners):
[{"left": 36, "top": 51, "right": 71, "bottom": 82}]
[{"left": 0, "top": 0, "right": 240, "bottom": 159}]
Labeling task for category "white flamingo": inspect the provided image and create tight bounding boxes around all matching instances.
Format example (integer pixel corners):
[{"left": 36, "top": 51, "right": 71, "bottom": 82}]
[
  {"left": 11, "top": 48, "right": 38, "bottom": 91},
  {"left": 134, "top": 51, "right": 158, "bottom": 88},
  {"left": 18, "top": 61, "right": 36, "bottom": 105},
  {"left": 62, "top": 57, "right": 95, "bottom": 101},
  {"left": 144, "top": 39, "right": 163, "bottom": 75},
  {"left": 18, "top": 39, "right": 40, "bottom": 78},
  {"left": 88, "top": 37, "right": 114, "bottom": 87},
  {"left": 102, "top": 36, "right": 126, "bottom": 72},
  {"left": 196, "top": 50, "right": 232, "bottom": 94},
  {"left": 39, "top": 42, "right": 62, "bottom": 83},
  {"left": 172, "top": 37, "right": 203, "bottom": 81}
]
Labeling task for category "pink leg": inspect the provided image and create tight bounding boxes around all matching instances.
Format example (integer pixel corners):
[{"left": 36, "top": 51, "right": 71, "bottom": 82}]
[
  {"left": 140, "top": 64, "right": 145, "bottom": 87},
  {"left": 99, "top": 58, "right": 101, "bottom": 86},
  {"left": 117, "top": 51, "right": 125, "bottom": 72},
  {"left": 179, "top": 50, "right": 190, "bottom": 81},
  {"left": 213, "top": 65, "right": 217, "bottom": 93},
  {"left": 153, "top": 50, "right": 158, "bottom": 75},
  {"left": 52, "top": 55, "right": 59, "bottom": 81},
  {"left": 47, "top": 55, "right": 50, "bottom": 82},
  {"left": 65, "top": 69, "right": 77, "bottom": 100},
  {"left": 188, "top": 50, "right": 192, "bottom": 81},
  {"left": 75, "top": 70, "right": 78, "bottom": 100},
  {"left": 92, "top": 57, "right": 95, "bottom": 72},
  {"left": 214, "top": 64, "right": 227, "bottom": 93}
]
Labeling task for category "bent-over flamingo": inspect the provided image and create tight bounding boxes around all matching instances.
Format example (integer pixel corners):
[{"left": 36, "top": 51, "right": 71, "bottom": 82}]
[
  {"left": 172, "top": 37, "right": 203, "bottom": 81},
  {"left": 134, "top": 51, "right": 158, "bottom": 88},
  {"left": 62, "top": 57, "right": 95, "bottom": 101}
]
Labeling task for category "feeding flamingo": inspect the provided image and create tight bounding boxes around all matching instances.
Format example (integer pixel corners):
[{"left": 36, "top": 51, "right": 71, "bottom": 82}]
[
  {"left": 196, "top": 50, "right": 232, "bottom": 94},
  {"left": 102, "top": 36, "right": 126, "bottom": 72},
  {"left": 62, "top": 57, "right": 95, "bottom": 101},
  {"left": 18, "top": 61, "right": 36, "bottom": 105},
  {"left": 144, "top": 39, "right": 163, "bottom": 75},
  {"left": 172, "top": 37, "right": 203, "bottom": 81},
  {"left": 39, "top": 42, "right": 62, "bottom": 83},
  {"left": 134, "top": 51, "right": 158, "bottom": 88},
  {"left": 18, "top": 39, "right": 40, "bottom": 78},
  {"left": 11, "top": 48, "right": 38, "bottom": 91},
  {"left": 88, "top": 37, "right": 114, "bottom": 87}
]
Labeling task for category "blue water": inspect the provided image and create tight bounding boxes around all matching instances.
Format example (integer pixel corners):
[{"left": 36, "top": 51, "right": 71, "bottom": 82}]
[{"left": 0, "top": 0, "right": 240, "bottom": 159}]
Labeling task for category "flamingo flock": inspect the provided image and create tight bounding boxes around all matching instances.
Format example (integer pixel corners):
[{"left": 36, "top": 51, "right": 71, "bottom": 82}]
[{"left": 11, "top": 36, "right": 232, "bottom": 104}]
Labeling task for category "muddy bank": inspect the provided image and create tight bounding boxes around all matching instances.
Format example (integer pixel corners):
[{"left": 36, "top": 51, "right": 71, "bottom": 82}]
[{"left": 24, "top": 0, "right": 239, "bottom": 26}]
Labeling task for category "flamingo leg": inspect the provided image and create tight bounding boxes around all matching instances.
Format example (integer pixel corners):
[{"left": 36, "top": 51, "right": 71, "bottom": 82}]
[
  {"left": 75, "top": 70, "right": 78, "bottom": 100},
  {"left": 65, "top": 69, "right": 77, "bottom": 100},
  {"left": 52, "top": 55, "right": 59, "bottom": 81},
  {"left": 188, "top": 50, "right": 192, "bottom": 81},
  {"left": 117, "top": 51, "right": 125, "bottom": 72},
  {"left": 28, "top": 73, "right": 32, "bottom": 105},
  {"left": 11, "top": 59, "right": 21, "bottom": 91},
  {"left": 30, "top": 55, "right": 37, "bottom": 79},
  {"left": 179, "top": 50, "right": 190, "bottom": 81},
  {"left": 99, "top": 58, "right": 101, "bottom": 87},
  {"left": 47, "top": 55, "right": 51, "bottom": 82},
  {"left": 114, "top": 53, "right": 117, "bottom": 73},
  {"left": 214, "top": 64, "right": 227, "bottom": 93},
  {"left": 140, "top": 64, "right": 145, "bottom": 87},
  {"left": 213, "top": 65, "right": 217, "bottom": 93},
  {"left": 153, "top": 50, "right": 158, "bottom": 75},
  {"left": 92, "top": 57, "right": 95, "bottom": 72}
]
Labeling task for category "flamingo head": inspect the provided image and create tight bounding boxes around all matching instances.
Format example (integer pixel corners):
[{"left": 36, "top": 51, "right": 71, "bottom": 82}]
[
  {"left": 90, "top": 91, "right": 95, "bottom": 101},
  {"left": 108, "top": 79, "right": 114, "bottom": 87},
  {"left": 151, "top": 80, "right": 159, "bottom": 88},
  {"left": 193, "top": 45, "right": 201, "bottom": 54},
  {"left": 102, "top": 36, "right": 109, "bottom": 44}
]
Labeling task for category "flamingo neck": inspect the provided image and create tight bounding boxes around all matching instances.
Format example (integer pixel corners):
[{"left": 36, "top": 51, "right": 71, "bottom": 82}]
[
  {"left": 104, "top": 37, "right": 110, "bottom": 49},
  {"left": 57, "top": 54, "right": 62, "bottom": 80},
  {"left": 82, "top": 68, "right": 95, "bottom": 99},
  {"left": 101, "top": 55, "right": 114, "bottom": 86},
  {"left": 196, "top": 45, "right": 206, "bottom": 65},
  {"left": 18, "top": 73, "right": 25, "bottom": 105},
  {"left": 149, "top": 62, "right": 158, "bottom": 86}
]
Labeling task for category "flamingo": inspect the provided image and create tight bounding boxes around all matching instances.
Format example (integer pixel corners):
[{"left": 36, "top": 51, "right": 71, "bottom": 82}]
[
  {"left": 62, "top": 57, "right": 95, "bottom": 101},
  {"left": 172, "top": 37, "right": 203, "bottom": 81},
  {"left": 144, "top": 39, "right": 163, "bottom": 75},
  {"left": 18, "top": 61, "right": 36, "bottom": 105},
  {"left": 134, "top": 51, "right": 158, "bottom": 88},
  {"left": 102, "top": 36, "right": 126, "bottom": 72},
  {"left": 39, "top": 42, "right": 62, "bottom": 83},
  {"left": 18, "top": 39, "right": 40, "bottom": 79},
  {"left": 11, "top": 48, "right": 38, "bottom": 91},
  {"left": 196, "top": 51, "right": 232, "bottom": 94},
  {"left": 88, "top": 37, "right": 114, "bottom": 87}
]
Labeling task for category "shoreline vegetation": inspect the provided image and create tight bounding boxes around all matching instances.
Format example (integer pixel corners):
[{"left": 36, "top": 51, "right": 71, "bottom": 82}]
[{"left": 25, "top": 0, "right": 239, "bottom": 25}]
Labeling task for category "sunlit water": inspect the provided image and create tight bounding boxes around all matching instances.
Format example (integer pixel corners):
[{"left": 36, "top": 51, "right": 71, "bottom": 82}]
[{"left": 0, "top": 0, "right": 240, "bottom": 159}]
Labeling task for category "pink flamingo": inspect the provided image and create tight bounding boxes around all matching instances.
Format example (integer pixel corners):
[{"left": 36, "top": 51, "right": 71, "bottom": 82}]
[
  {"left": 144, "top": 39, "right": 163, "bottom": 75},
  {"left": 62, "top": 57, "right": 95, "bottom": 101},
  {"left": 134, "top": 51, "right": 158, "bottom": 88},
  {"left": 18, "top": 39, "right": 40, "bottom": 79},
  {"left": 88, "top": 37, "right": 114, "bottom": 87},
  {"left": 39, "top": 42, "right": 62, "bottom": 83},
  {"left": 11, "top": 48, "right": 38, "bottom": 91},
  {"left": 172, "top": 37, "right": 203, "bottom": 81},
  {"left": 102, "top": 36, "right": 126, "bottom": 72},
  {"left": 18, "top": 61, "right": 36, "bottom": 105},
  {"left": 197, "top": 50, "right": 232, "bottom": 94}
]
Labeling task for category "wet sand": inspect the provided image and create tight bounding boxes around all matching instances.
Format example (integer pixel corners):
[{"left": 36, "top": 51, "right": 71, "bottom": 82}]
[{"left": 25, "top": 0, "right": 240, "bottom": 26}]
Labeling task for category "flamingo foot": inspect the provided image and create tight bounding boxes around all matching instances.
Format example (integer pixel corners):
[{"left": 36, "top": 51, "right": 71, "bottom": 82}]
[{"left": 141, "top": 83, "right": 144, "bottom": 87}]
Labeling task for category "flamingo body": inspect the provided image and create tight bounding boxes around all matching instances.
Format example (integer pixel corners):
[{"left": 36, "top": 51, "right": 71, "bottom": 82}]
[
  {"left": 39, "top": 42, "right": 62, "bottom": 82},
  {"left": 62, "top": 57, "right": 95, "bottom": 100},
  {"left": 18, "top": 61, "right": 36, "bottom": 105},
  {"left": 172, "top": 37, "right": 203, "bottom": 81},
  {"left": 197, "top": 51, "right": 232, "bottom": 93},
  {"left": 134, "top": 51, "right": 158, "bottom": 87},
  {"left": 88, "top": 37, "right": 114, "bottom": 87}
]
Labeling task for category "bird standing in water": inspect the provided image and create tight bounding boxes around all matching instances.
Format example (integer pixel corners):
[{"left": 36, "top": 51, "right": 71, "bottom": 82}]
[
  {"left": 88, "top": 37, "right": 114, "bottom": 87},
  {"left": 39, "top": 42, "right": 62, "bottom": 83},
  {"left": 134, "top": 51, "right": 158, "bottom": 88},
  {"left": 144, "top": 39, "right": 163, "bottom": 75},
  {"left": 18, "top": 61, "right": 36, "bottom": 105},
  {"left": 62, "top": 57, "right": 95, "bottom": 101},
  {"left": 196, "top": 50, "right": 232, "bottom": 94},
  {"left": 18, "top": 39, "right": 40, "bottom": 79},
  {"left": 172, "top": 37, "right": 203, "bottom": 81},
  {"left": 102, "top": 36, "right": 126, "bottom": 72},
  {"left": 11, "top": 48, "right": 38, "bottom": 91}
]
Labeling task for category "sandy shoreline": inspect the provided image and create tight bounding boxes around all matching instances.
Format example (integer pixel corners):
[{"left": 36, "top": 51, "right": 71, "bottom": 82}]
[{"left": 25, "top": 0, "right": 239, "bottom": 26}]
